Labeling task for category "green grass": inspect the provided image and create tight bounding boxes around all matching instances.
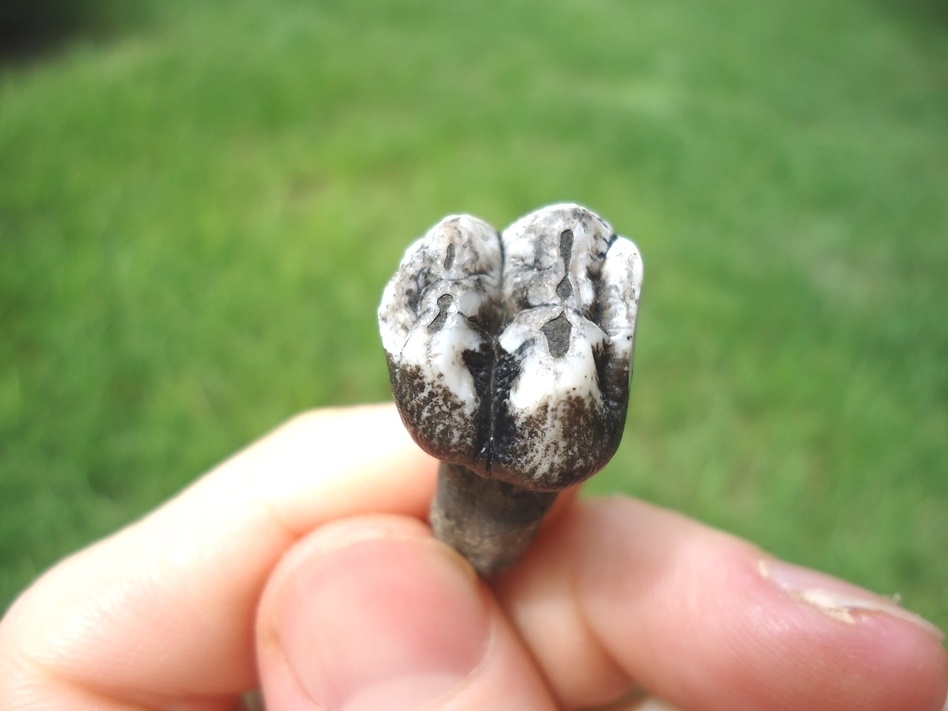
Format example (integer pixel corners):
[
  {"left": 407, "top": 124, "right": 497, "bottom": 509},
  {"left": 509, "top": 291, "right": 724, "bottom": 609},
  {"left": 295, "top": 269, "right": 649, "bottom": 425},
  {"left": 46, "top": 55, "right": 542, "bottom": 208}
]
[{"left": 2, "top": 0, "right": 947, "bottom": 633}]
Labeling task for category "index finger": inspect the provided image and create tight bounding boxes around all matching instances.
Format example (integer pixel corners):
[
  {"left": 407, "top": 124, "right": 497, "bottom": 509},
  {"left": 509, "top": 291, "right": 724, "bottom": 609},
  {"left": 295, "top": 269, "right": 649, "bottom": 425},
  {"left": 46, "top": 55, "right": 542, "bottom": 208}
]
[
  {"left": 0, "top": 404, "right": 437, "bottom": 709},
  {"left": 491, "top": 497, "right": 948, "bottom": 711}
]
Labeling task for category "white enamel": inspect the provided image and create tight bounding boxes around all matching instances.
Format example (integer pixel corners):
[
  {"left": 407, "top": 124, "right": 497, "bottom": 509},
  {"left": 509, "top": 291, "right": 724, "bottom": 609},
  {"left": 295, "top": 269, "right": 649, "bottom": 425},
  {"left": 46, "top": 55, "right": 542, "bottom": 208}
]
[
  {"left": 501, "top": 203, "right": 615, "bottom": 316},
  {"left": 399, "top": 307, "right": 484, "bottom": 414},
  {"left": 498, "top": 307, "right": 606, "bottom": 412},
  {"left": 598, "top": 236, "right": 644, "bottom": 363},
  {"left": 378, "top": 213, "right": 501, "bottom": 412},
  {"left": 379, "top": 203, "right": 643, "bottom": 486}
]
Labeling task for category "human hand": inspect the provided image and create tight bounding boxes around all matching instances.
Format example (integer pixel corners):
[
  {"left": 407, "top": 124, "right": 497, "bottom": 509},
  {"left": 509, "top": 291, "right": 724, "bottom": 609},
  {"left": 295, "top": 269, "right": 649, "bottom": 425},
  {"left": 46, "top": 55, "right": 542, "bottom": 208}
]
[{"left": 1, "top": 404, "right": 945, "bottom": 710}]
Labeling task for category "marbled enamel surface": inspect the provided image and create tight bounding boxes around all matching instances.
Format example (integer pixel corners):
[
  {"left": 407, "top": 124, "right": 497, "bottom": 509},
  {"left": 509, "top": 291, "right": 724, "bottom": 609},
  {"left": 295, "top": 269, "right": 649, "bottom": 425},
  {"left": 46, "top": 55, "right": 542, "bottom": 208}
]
[{"left": 379, "top": 204, "right": 643, "bottom": 491}]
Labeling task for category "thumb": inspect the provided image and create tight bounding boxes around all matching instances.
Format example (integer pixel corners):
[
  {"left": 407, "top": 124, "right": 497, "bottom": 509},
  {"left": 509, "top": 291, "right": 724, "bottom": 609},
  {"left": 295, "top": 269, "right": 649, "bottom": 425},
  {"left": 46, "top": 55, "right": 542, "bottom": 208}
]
[{"left": 256, "top": 514, "right": 557, "bottom": 711}]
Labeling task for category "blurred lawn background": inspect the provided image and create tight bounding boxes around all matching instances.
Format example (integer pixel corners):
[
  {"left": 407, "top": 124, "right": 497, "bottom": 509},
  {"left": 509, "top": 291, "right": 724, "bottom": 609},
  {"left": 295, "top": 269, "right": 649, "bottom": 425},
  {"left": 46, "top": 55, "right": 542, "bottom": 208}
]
[{"left": 1, "top": 0, "right": 946, "bottom": 632}]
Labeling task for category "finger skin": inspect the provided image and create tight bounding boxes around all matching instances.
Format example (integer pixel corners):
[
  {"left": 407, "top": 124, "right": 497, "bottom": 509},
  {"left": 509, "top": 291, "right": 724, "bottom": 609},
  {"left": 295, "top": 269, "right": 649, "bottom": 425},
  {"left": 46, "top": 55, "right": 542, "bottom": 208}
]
[
  {"left": 0, "top": 405, "right": 437, "bottom": 709},
  {"left": 492, "top": 497, "right": 948, "bottom": 711},
  {"left": 256, "top": 515, "right": 558, "bottom": 711},
  {"left": 2, "top": 403, "right": 944, "bottom": 711}
]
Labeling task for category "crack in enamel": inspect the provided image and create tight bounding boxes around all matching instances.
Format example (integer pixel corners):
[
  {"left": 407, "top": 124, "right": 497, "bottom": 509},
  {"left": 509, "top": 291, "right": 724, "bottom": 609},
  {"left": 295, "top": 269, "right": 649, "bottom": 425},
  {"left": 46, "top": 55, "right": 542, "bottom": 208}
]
[{"left": 379, "top": 203, "right": 643, "bottom": 491}]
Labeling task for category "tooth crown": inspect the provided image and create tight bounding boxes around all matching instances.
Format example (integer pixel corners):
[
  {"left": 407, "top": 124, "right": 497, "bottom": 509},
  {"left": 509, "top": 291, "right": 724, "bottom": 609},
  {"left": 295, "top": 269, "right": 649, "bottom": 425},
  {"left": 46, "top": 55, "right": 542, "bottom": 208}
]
[{"left": 378, "top": 204, "right": 643, "bottom": 491}]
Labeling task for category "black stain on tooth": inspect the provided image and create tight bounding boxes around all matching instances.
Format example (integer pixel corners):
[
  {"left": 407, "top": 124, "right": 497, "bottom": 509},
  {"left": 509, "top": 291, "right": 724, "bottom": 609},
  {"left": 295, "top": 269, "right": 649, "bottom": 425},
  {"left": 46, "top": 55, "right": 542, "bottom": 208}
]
[
  {"left": 444, "top": 243, "right": 456, "bottom": 270},
  {"left": 489, "top": 342, "right": 529, "bottom": 475},
  {"left": 427, "top": 293, "right": 454, "bottom": 333},
  {"left": 457, "top": 338, "right": 528, "bottom": 477},
  {"left": 391, "top": 362, "right": 476, "bottom": 463},
  {"left": 461, "top": 343, "right": 494, "bottom": 416},
  {"left": 460, "top": 343, "right": 494, "bottom": 465},
  {"left": 592, "top": 340, "right": 610, "bottom": 393},
  {"left": 555, "top": 229, "right": 574, "bottom": 300},
  {"left": 462, "top": 342, "right": 501, "bottom": 471},
  {"left": 541, "top": 311, "right": 571, "bottom": 358}
]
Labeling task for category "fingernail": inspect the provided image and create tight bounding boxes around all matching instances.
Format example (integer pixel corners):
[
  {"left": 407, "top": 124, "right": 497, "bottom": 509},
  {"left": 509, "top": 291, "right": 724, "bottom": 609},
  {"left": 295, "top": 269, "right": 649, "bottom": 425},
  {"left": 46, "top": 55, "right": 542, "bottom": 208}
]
[
  {"left": 759, "top": 559, "right": 944, "bottom": 640},
  {"left": 277, "top": 534, "right": 489, "bottom": 711}
]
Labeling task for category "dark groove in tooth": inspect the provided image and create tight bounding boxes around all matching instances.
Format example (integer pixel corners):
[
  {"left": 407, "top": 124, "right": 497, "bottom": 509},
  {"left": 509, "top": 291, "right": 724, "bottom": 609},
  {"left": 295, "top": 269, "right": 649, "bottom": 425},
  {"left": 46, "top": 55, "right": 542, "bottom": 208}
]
[
  {"left": 556, "top": 229, "right": 574, "bottom": 300},
  {"left": 541, "top": 311, "right": 571, "bottom": 358},
  {"left": 444, "top": 243, "right": 456, "bottom": 269},
  {"left": 559, "top": 229, "right": 574, "bottom": 264},
  {"left": 427, "top": 293, "right": 454, "bottom": 333},
  {"left": 556, "top": 276, "right": 572, "bottom": 300}
]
